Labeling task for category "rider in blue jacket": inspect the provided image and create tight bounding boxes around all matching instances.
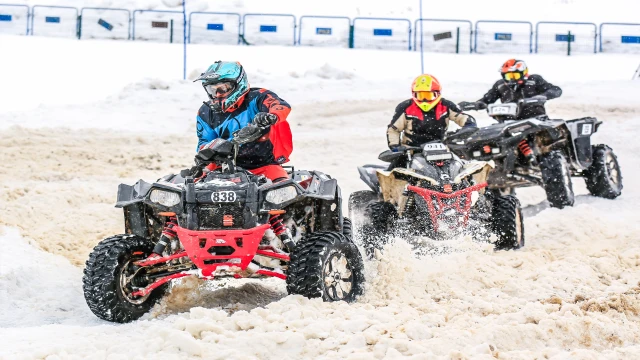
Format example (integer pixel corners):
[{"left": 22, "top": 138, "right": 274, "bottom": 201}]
[{"left": 194, "top": 61, "right": 293, "bottom": 180}]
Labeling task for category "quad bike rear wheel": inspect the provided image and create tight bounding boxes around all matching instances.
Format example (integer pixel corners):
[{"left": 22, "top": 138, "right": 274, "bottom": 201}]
[
  {"left": 342, "top": 217, "right": 353, "bottom": 240},
  {"left": 348, "top": 190, "right": 379, "bottom": 217},
  {"left": 287, "top": 232, "right": 365, "bottom": 302},
  {"left": 83, "top": 235, "right": 168, "bottom": 323},
  {"left": 540, "top": 151, "right": 575, "bottom": 209},
  {"left": 491, "top": 195, "right": 525, "bottom": 250},
  {"left": 359, "top": 201, "right": 397, "bottom": 258},
  {"left": 584, "top": 144, "right": 622, "bottom": 199}
]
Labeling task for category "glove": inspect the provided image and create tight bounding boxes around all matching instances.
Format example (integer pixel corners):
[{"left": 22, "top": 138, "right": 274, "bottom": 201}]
[
  {"left": 253, "top": 112, "right": 278, "bottom": 128},
  {"left": 476, "top": 101, "right": 487, "bottom": 110},
  {"left": 458, "top": 101, "right": 477, "bottom": 111}
]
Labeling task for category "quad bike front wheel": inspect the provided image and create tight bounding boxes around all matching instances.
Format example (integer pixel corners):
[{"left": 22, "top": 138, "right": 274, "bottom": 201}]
[
  {"left": 342, "top": 217, "right": 353, "bottom": 241},
  {"left": 287, "top": 232, "right": 365, "bottom": 302},
  {"left": 83, "top": 235, "right": 168, "bottom": 323},
  {"left": 491, "top": 195, "right": 525, "bottom": 250},
  {"left": 584, "top": 144, "right": 622, "bottom": 199},
  {"left": 540, "top": 151, "right": 575, "bottom": 209}
]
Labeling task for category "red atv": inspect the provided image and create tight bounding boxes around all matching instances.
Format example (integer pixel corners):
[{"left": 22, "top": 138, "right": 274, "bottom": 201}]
[{"left": 83, "top": 126, "right": 364, "bottom": 323}]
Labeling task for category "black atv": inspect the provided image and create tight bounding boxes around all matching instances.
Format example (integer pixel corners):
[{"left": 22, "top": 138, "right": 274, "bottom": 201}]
[
  {"left": 446, "top": 98, "right": 622, "bottom": 208},
  {"left": 83, "top": 125, "right": 364, "bottom": 323},
  {"left": 349, "top": 141, "right": 524, "bottom": 257}
]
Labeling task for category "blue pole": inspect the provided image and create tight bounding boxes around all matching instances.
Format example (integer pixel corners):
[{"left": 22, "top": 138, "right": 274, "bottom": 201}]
[
  {"left": 182, "top": 0, "right": 187, "bottom": 80},
  {"left": 419, "top": 0, "right": 424, "bottom": 73}
]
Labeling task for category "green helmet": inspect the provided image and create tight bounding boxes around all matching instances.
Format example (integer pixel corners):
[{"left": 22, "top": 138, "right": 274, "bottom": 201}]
[{"left": 195, "top": 61, "right": 250, "bottom": 113}]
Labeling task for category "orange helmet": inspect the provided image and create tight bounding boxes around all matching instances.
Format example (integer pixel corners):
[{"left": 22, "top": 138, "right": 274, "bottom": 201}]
[
  {"left": 500, "top": 59, "right": 528, "bottom": 85},
  {"left": 411, "top": 74, "right": 442, "bottom": 112}
]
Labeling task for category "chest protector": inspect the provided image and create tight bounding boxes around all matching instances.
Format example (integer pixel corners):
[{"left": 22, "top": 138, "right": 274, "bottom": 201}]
[{"left": 404, "top": 102, "right": 449, "bottom": 145}]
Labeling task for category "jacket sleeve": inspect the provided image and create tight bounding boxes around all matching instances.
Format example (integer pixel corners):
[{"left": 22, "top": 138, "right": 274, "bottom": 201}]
[
  {"left": 196, "top": 115, "right": 218, "bottom": 152},
  {"left": 257, "top": 90, "right": 292, "bottom": 123},
  {"left": 387, "top": 102, "right": 409, "bottom": 148},
  {"left": 533, "top": 75, "right": 562, "bottom": 99},
  {"left": 478, "top": 81, "right": 503, "bottom": 104}
]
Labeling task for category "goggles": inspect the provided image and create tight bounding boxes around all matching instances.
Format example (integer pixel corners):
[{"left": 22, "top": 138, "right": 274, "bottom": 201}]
[
  {"left": 415, "top": 91, "right": 439, "bottom": 102},
  {"left": 503, "top": 72, "right": 522, "bottom": 81},
  {"left": 205, "top": 82, "right": 235, "bottom": 98}
]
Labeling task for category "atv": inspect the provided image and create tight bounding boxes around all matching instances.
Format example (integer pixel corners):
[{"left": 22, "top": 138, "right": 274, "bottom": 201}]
[
  {"left": 83, "top": 125, "right": 364, "bottom": 323},
  {"left": 447, "top": 97, "right": 622, "bottom": 208},
  {"left": 349, "top": 141, "right": 524, "bottom": 257}
]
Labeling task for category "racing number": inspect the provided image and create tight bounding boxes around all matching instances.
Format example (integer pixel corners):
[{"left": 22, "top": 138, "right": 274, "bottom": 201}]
[{"left": 211, "top": 191, "right": 236, "bottom": 202}]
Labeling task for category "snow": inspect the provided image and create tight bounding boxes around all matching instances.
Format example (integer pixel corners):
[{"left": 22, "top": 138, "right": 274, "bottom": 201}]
[{"left": 2, "top": 0, "right": 640, "bottom": 357}]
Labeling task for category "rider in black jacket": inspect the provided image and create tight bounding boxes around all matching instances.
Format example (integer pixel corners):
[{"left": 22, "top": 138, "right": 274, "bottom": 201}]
[{"left": 461, "top": 59, "right": 562, "bottom": 119}]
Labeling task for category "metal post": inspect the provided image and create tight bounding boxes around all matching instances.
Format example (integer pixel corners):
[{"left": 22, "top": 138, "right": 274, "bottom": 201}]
[
  {"left": 419, "top": 0, "right": 424, "bottom": 73},
  {"left": 170, "top": 19, "right": 174, "bottom": 43},
  {"left": 183, "top": 0, "right": 187, "bottom": 80},
  {"left": 77, "top": 15, "right": 82, "bottom": 39},
  {"left": 349, "top": 25, "right": 354, "bottom": 48},
  {"left": 633, "top": 63, "right": 640, "bottom": 80},
  {"left": 567, "top": 30, "right": 571, "bottom": 56},
  {"left": 455, "top": 27, "right": 460, "bottom": 54}
]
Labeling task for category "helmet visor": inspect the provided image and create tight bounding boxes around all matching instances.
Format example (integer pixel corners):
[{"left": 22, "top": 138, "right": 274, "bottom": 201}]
[
  {"left": 205, "top": 82, "right": 235, "bottom": 98},
  {"left": 415, "top": 91, "right": 439, "bottom": 102},
  {"left": 503, "top": 72, "right": 522, "bottom": 81}
]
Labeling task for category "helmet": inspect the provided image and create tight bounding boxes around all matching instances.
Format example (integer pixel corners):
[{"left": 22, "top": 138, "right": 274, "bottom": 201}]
[
  {"left": 195, "top": 61, "right": 250, "bottom": 113},
  {"left": 500, "top": 59, "right": 528, "bottom": 86},
  {"left": 411, "top": 74, "right": 442, "bottom": 112}
]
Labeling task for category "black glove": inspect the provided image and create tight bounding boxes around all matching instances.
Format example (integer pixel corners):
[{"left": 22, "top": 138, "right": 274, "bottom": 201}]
[{"left": 253, "top": 112, "right": 278, "bottom": 128}]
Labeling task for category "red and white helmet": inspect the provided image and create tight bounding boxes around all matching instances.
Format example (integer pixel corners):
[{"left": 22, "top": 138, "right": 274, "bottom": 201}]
[{"left": 500, "top": 59, "right": 528, "bottom": 85}]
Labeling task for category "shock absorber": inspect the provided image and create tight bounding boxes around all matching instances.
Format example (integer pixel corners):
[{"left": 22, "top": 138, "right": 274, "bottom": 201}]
[
  {"left": 403, "top": 193, "right": 415, "bottom": 214},
  {"left": 518, "top": 139, "right": 537, "bottom": 165},
  {"left": 269, "top": 214, "right": 295, "bottom": 252},
  {"left": 151, "top": 216, "right": 178, "bottom": 256}
]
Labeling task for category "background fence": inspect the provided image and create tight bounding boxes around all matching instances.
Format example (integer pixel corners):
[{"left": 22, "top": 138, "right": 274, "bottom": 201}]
[
  {"left": 133, "top": 10, "right": 184, "bottom": 43},
  {"left": 31, "top": 5, "right": 77, "bottom": 38},
  {"left": 188, "top": 12, "right": 240, "bottom": 45},
  {"left": 80, "top": 7, "right": 130, "bottom": 40},
  {"left": 475, "top": 20, "right": 532, "bottom": 54},
  {"left": 414, "top": 19, "right": 472, "bottom": 53},
  {"left": 298, "top": 15, "right": 350, "bottom": 48},
  {"left": 353, "top": 17, "right": 411, "bottom": 50},
  {"left": 536, "top": 21, "right": 597, "bottom": 54},
  {"left": 1, "top": 4, "right": 636, "bottom": 56},
  {"left": 242, "top": 13, "right": 295, "bottom": 46},
  {"left": 0, "top": 4, "right": 28, "bottom": 35},
  {"left": 600, "top": 23, "right": 640, "bottom": 54}
]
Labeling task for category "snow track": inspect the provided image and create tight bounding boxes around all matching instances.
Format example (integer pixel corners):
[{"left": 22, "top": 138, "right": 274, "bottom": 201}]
[{"left": 1, "top": 37, "right": 640, "bottom": 358}]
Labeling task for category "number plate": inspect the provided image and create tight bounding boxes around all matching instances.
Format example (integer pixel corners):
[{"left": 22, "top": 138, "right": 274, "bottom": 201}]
[
  {"left": 423, "top": 143, "right": 447, "bottom": 151},
  {"left": 211, "top": 191, "right": 237, "bottom": 202},
  {"left": 491, "top": 106, "right": 511, "bottom": 115},
  {"left": 581, "top": 124, "right": 592, "bottom": 135}
]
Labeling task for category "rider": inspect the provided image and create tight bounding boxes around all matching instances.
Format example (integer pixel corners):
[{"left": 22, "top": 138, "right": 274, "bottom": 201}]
[
  {"left": 461, "top": 59, "right": 562, "bottom": 119},
  {"left": 387, "top": 74, "right": 477, "bottom": 152},
  {"left": 194, "top": 61, "right": 293, "bottom": 181}
]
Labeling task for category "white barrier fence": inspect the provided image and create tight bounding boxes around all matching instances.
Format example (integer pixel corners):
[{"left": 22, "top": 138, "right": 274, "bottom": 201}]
[
  {"left": 31, "top": 5, "right": 77, "bottom": 38},
  {"left": 353, "top": 18, "right": 411, "bottom": 51},
  {"left": 0, "top": 4, "right": 28, "bottom": 35},
  {"left": 414, "top": 19, "right": 472, "bottom": 53},
  {"left": 133, "top": 10, "right": 184, "bottom": 43},
  {"left": 298, "top": 16, "right": 350, "bottom": 48},
  {"left": 189, "top": 12, "right": 240, "bottom": 45},
  {"left": 80, "top": 8, "right": 129, "bottom": 40}
]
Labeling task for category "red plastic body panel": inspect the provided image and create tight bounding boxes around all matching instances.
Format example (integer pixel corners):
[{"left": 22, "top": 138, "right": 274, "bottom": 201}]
[
  {"left": 407, "top": 182, "right": 487, "bottom": 232},
  {"left": 175, "top": 224, "right": 271, "bottom": 277}
]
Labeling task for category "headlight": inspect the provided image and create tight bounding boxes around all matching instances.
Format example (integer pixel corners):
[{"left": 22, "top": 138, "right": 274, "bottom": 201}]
[
  {"left": 265, "top": 186, "right": 297, "bottom": 204},
  {"left": 149, "top": 189, "right": 181, "bottom": 207}
]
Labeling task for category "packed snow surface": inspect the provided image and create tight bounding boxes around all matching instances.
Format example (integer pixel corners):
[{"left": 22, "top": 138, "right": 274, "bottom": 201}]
[{"left": 2, "top": 25, "right": 640, "bottom": 360}]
